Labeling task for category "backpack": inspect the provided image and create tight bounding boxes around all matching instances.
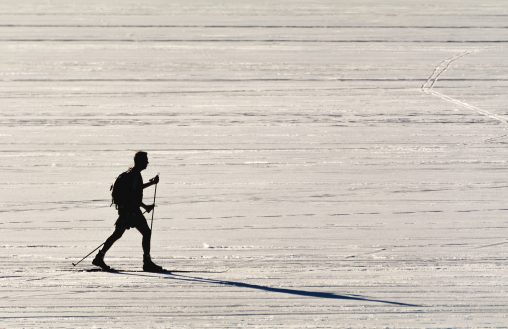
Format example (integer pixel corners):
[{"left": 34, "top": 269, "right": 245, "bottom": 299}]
[{"left": 110, "top": 170, "right": 133, "bottom": 209}]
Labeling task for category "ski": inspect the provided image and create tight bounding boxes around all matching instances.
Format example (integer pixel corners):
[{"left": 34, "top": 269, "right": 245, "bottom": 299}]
[
  {"left": 84, "top": 267, "right": 120, "bottom": 273},
  {"left": 123, "top": 268, "right": 230, "bottom": 274},
  {"left": 80, "top": 268, "right": 229, "bottom": 274}
]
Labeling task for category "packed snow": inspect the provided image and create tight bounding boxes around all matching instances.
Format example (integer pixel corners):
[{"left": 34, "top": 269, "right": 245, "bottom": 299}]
[{"left": 0, "top": 1, "right": 507, "bottom": 328}]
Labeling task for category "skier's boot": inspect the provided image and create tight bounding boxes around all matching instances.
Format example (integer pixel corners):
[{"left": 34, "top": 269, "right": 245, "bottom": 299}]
[
  {"left": 92, "top": 250, "right": 112, "bottom": 271},
  {"left": 143, "top": 254, "right": 164, "bottom": 273}
]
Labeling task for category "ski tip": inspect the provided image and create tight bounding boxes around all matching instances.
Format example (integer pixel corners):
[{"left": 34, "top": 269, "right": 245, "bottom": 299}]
[
  {"left": 143, "top": 268, "right": 170, "bottom": 274},
  {"left": 85, "top": 267, "right": 118, "bottom": 273}
]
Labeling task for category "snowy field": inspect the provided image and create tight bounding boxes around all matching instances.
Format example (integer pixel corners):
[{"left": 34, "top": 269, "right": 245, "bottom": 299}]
[{"left": 1, "top": 0, "right": 508, "bottom": 328}]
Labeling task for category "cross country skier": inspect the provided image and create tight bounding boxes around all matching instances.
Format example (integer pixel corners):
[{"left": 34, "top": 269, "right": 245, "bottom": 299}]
[{"left": 92, "top": 151, "right": 163, "bottom": 272}]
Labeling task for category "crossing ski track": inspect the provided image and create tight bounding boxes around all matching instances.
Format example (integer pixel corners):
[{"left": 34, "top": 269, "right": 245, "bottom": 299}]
[
  {"left": 1, "top": 0, "right": 508, "bottom": 328},
  {"left": 421, "top": 49, "right": 508, "bottom": 133}
]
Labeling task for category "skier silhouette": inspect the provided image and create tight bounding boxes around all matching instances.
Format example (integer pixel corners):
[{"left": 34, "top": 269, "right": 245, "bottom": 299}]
[{"left": 93, "top": 151, "right": 163, "bottom": 272}]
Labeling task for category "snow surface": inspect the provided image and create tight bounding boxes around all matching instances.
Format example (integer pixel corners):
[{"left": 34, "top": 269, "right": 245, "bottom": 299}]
[{"left": 1, "top": 0, "right": 507, "bottom": 328}]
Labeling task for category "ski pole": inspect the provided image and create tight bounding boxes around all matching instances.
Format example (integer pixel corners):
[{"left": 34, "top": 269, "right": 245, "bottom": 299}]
[
  {"left": 72, "top": 242, "right": 105, "bottom": 266},
  {"left": 150, "top": 181, "right": 158, "bottom": 232}
]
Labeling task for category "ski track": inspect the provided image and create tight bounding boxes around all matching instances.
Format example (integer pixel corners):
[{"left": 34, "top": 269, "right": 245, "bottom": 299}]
[
  {"left": 1, "top": 0, "right": 508, "bottom": 328},
  {"left": 421, "top": 49, "right": 508, "bottom": 143}
]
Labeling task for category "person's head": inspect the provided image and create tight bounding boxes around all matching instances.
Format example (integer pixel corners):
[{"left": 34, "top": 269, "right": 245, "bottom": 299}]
[{"left": 134, "top": 151, "right": 149, "bottom": 171}]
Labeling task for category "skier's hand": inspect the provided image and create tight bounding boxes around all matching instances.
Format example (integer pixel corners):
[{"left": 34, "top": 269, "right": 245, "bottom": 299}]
[
  {"left": 149, "top": 175, "right": 159, "bottom": 185},
  {"left": 145, "top": 204, "right": 155, "bottom": 213}
]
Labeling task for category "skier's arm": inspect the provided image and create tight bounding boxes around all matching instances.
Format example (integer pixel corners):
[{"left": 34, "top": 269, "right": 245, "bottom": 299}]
[
  {"left": 142, "top": 182, "right": 154, "bottom": 189},
  {"left": 141, "top": 202, "right": 155, "bottom": 213},
  {"left": 142, "top": 175, "right": 159, "bottom": 189}
]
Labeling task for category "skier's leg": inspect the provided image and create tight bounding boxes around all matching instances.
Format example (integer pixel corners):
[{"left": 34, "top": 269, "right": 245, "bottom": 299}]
[
  {"left": 92, "top": 225, "right": 125, "bottom": 269},
  {"left": 136, "top": 219, "right": 163, "bottom": 271},
  {"left": 102, "top": 225, "right": 126, "bottom": 254},
  {"left": 135, "top": 219, "right": 151, "bottom": 256}
]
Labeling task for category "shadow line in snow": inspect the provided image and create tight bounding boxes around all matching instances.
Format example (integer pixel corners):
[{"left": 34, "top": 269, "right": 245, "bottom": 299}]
[{"left": 114, "top": 271, "right": 421, "bottom": 307}]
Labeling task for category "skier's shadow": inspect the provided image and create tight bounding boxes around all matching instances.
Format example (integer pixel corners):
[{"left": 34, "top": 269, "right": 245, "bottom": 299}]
[{"left": 119, "top": 271, "right": 420, "bottom": 307}]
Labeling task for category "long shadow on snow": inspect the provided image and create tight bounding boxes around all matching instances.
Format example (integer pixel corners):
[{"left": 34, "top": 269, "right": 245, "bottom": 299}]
[{"left": 116, "top": 271, "right": 420, "bottom": 307}]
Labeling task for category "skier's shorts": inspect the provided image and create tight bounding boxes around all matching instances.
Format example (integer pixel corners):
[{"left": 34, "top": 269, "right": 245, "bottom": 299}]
[{"left": 115, "top": 208, "right": 147, "bottom": 230}]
